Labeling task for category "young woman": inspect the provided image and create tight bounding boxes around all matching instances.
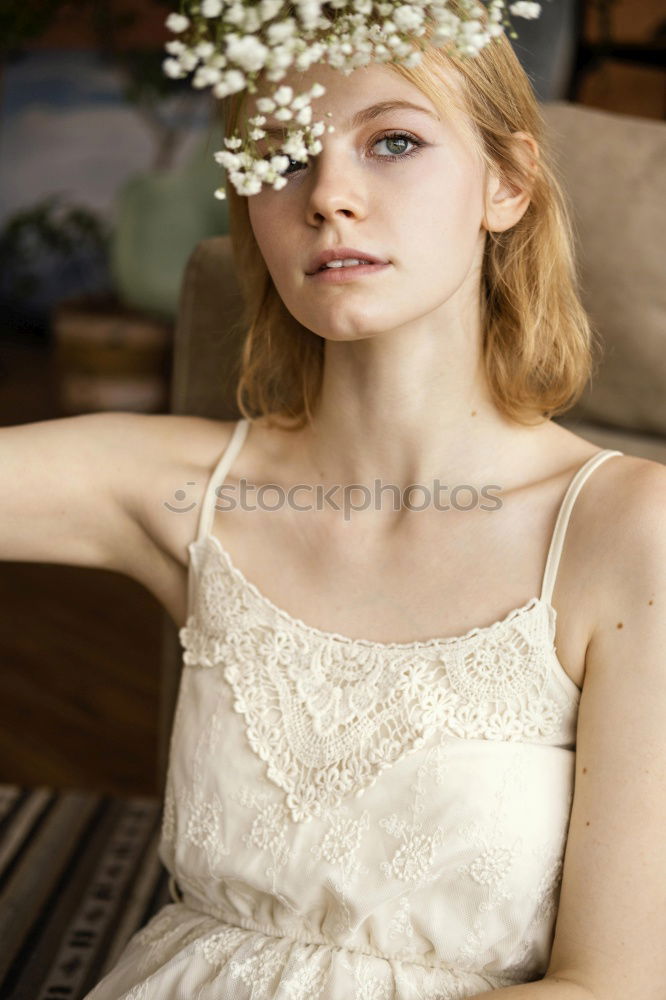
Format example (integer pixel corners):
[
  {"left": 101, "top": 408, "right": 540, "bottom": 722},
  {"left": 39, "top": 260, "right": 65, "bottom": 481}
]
[{"left": 3, "top": 11, "right": 665, "bottom": 1000}]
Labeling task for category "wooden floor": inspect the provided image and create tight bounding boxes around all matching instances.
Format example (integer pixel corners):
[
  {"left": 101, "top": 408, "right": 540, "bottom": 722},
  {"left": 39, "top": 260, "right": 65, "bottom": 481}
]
[{"left": 0, "top": 337, "right": 165, "bottom": 797}]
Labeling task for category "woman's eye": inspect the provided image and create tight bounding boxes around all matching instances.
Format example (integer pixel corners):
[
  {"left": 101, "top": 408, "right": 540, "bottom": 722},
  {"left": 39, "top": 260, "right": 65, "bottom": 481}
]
[
  {"left": 374, "top": 132, "right": 421, "bottom": 158},
  {"left": 279, "top": 131, "right": 424, "bottom": 177}
]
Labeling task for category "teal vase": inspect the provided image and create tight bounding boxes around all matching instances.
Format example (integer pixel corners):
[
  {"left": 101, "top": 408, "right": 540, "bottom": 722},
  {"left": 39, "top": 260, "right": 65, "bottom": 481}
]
[{"left": 111, "top": 133, "right": 229, "bottom": 320}]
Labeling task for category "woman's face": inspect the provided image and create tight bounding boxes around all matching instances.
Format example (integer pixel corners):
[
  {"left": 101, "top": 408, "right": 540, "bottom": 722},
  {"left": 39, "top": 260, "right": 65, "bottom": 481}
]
[{"left": 246, "top": 61, "right": 490, "bottom": 344}]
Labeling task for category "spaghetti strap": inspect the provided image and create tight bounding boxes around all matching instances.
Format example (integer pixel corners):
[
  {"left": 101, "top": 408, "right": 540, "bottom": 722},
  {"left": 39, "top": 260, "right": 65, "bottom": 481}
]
[
  {"left": 194, "top": 418, "right": 250, "bottom": 544},
  {"left": 539, "top": 448, "right": 623, "bottom": 606}
]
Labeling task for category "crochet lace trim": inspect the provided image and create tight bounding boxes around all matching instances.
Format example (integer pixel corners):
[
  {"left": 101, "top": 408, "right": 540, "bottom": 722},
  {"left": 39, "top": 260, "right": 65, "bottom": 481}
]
[{"left": 178, "top": 537, "right": 574, "bottom": 823}]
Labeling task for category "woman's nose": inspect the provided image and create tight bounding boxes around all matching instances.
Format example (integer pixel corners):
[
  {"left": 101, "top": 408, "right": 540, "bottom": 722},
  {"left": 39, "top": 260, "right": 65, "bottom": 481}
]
[{"left": 304, "top": 146, "right": 368, "bottom": 225}]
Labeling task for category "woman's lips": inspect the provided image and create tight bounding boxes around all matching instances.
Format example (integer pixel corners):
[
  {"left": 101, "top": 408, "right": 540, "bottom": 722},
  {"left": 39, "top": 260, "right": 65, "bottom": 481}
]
[{"left": 306, "top": 262, "right": 392, "bottom": 283}]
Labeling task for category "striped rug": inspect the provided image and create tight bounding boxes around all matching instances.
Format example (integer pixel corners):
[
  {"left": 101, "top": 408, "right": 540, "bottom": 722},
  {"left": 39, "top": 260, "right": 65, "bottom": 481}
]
[{"left": 0, "top": 783, "right": 172, "bottom": 999}]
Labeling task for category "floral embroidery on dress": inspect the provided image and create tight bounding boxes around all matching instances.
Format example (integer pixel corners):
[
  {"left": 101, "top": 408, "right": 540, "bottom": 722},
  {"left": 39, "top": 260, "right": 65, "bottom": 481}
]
[
  {"left": 227, "top": 935, "right": 290, "bottom": 999},
  {"left": 339, "top": 953, "right": 393, "bottom": 1000},
  {"left": 195, "top": 923, "right": 249, "bottom": 966},
  {"left": 182, "top": 791, "right": 230, "bottom": 870},
  {"left": 310, "top": 807, "right": 371, "bottom": 934},
  {"left": 454, "top": 749, "right": 527, "bottom": 969},
  {"left": 380, "top": 743, "right": 452, "bottom": 887},
  {"left": 277, "top": 957, "right": 330, "bottom": 999},
  {"left": 230, "top": 786, "right": 296, "bottom": 898},
  {"left": 387, "top": 894, "right": 415, "bottom": 942}
]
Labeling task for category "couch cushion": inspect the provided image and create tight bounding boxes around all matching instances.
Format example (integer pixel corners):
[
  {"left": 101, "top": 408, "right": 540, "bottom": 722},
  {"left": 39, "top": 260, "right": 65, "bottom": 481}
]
[{"left": 541, "top": 102, "right": 666, "bottom": 436}]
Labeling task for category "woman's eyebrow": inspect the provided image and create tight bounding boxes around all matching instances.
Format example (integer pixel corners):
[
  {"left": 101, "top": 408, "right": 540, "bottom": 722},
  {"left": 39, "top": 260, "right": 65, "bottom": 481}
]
[{"left": 260, "top": 99, "right": 439, "bottom": 139}]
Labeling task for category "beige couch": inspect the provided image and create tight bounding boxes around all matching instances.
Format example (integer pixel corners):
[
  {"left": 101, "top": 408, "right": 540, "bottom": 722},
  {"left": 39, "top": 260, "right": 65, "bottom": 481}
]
[{"left": 158, "top": 100, "right": 666, "bottom": 784}]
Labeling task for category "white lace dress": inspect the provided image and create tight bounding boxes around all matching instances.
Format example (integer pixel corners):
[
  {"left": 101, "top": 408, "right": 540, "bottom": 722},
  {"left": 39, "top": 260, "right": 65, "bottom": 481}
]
[{"left": 84, "top": 421, "right": 623, "bottom": 1000}]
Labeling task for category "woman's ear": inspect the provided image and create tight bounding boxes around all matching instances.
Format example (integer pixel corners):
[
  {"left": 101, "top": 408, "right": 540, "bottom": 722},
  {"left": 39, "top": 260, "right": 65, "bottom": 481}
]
[{"left": 482, "top": 131, "right": 539, "bottom": 234}]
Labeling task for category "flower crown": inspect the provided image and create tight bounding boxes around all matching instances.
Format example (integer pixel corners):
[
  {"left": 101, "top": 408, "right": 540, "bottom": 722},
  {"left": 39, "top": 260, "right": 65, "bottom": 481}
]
[{"left": 163, "top": 1, "right": 542, "bottom": 199}]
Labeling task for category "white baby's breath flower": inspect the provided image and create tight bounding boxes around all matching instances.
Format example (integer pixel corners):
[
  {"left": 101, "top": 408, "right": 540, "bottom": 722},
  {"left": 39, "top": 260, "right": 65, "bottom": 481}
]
[
  {"left": 272, "top": 176, "right": 289, "bottom": 191},
  {"left": 201, "top": 0, "right": 223, "bottom": 17},
  {"left": 223, "top": 136, "right": 244, "bottom": 150},
  {"left": 214, "top": 187, "right": 227, "bottom": 200},
  {"left": 249, "top": 127, "right": 267, "bottom": 140},
  {"left": 165, "top": 12, "right": 189, "bottom": 33},
  {"left": 165, "top": 40, "right": 186, "bottom": 56},
  {"left": 297, "top": 1, "right": 324, "bottom": 30},
  {"left": 461, "top": 18, "right": 484, "bottom": 37},
  {"left": 226, "top": 35, "right": 270, "bottom": 73},
  {"left": 162, "top": 57, "right": 186, "bottom": 78},
  {"left": 282, "top": 131, "right": 308, "bottom": 159},
  {"left": 270, "top": 154, "right": 290, "bottom": 172},
  {"left": 225, "top": 1, "right": 246, "bottom": 23},
  {"left": 260, "top": 0, "right": 284, "bottom": 22},
  {"left": 295, "top": 105, "right": 313, "bottom": 126},
  {"left": 214, "top": 149, "right": 243, "bottom": 169},
  {"left": 180, "top": 50, "right": 199, "bottom": 71},
  {"left": 252, "top": 160, "right": 273, "bottom": 178},
  {"left": 391, "top": 5, "right": 425, "bottom": 31},
  {"left": 266, "top": 45, "right": 294, "bottom": 74},
  {"left": 222, "top": 69, "right": 247, "bottom": 94},
  {"left": 267, "top": 18, "right": 298, "bottom": 44},
  {"left": 256, "top": 97, "right": 277, "bottom": 113},
  {"left": 509, "top": 2, "right": 542, "bottom": 18},
  {"left": 194, "top": 65, "right": 223, "bottom": 87},
  {"left": 194, "top": 41, "right": 215, "bottom": 59},
  {"left": 273, "top": 85, "right": 294, "bottom": 106},
  {"left": 274, "top": 107, "right": 293, "bottom": 121},
  {"left": 237, "top": 173, "right": 263, "bottom": 195}
]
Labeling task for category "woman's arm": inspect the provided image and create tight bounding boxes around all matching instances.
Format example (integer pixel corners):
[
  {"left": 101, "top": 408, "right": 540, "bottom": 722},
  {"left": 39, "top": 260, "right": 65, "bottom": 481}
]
[
  {"left": 0, "top": 410, "right": 234, "bottom": 625},
  {"left": 0, "top": 411, "right": 143, "bottom": 569},
  {"left": 473, "top": 459, "right": 666, "bottom": 1000}
]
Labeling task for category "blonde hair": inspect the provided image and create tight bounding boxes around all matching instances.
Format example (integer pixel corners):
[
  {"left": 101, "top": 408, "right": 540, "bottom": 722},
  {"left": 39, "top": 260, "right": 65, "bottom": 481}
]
[{"left": 222, "top": 3, "right": 596, "bottom": 430}]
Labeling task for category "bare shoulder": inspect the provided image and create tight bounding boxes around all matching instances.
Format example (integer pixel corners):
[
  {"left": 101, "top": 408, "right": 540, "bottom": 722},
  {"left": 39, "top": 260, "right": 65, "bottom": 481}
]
[
  {"left": 569, "top": 451, "right": 666, "bottom": 640},
  {"left": 598, "top": 453, "right": 666, "bottom": 593}
]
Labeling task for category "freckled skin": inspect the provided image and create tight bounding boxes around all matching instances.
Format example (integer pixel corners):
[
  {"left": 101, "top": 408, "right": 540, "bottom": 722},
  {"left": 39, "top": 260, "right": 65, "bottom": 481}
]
[
  {"left": 616, "top": 622, "right": 623, "bottom": 629},
  {"left": 648, "top": 599, "right": 654, "bottom": 605}
]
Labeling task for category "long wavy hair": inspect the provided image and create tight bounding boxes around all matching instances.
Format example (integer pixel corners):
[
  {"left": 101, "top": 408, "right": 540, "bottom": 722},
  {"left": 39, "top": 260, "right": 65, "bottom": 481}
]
[{"left": 220, "top": 2, "right": 597, "bottom": 430}]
